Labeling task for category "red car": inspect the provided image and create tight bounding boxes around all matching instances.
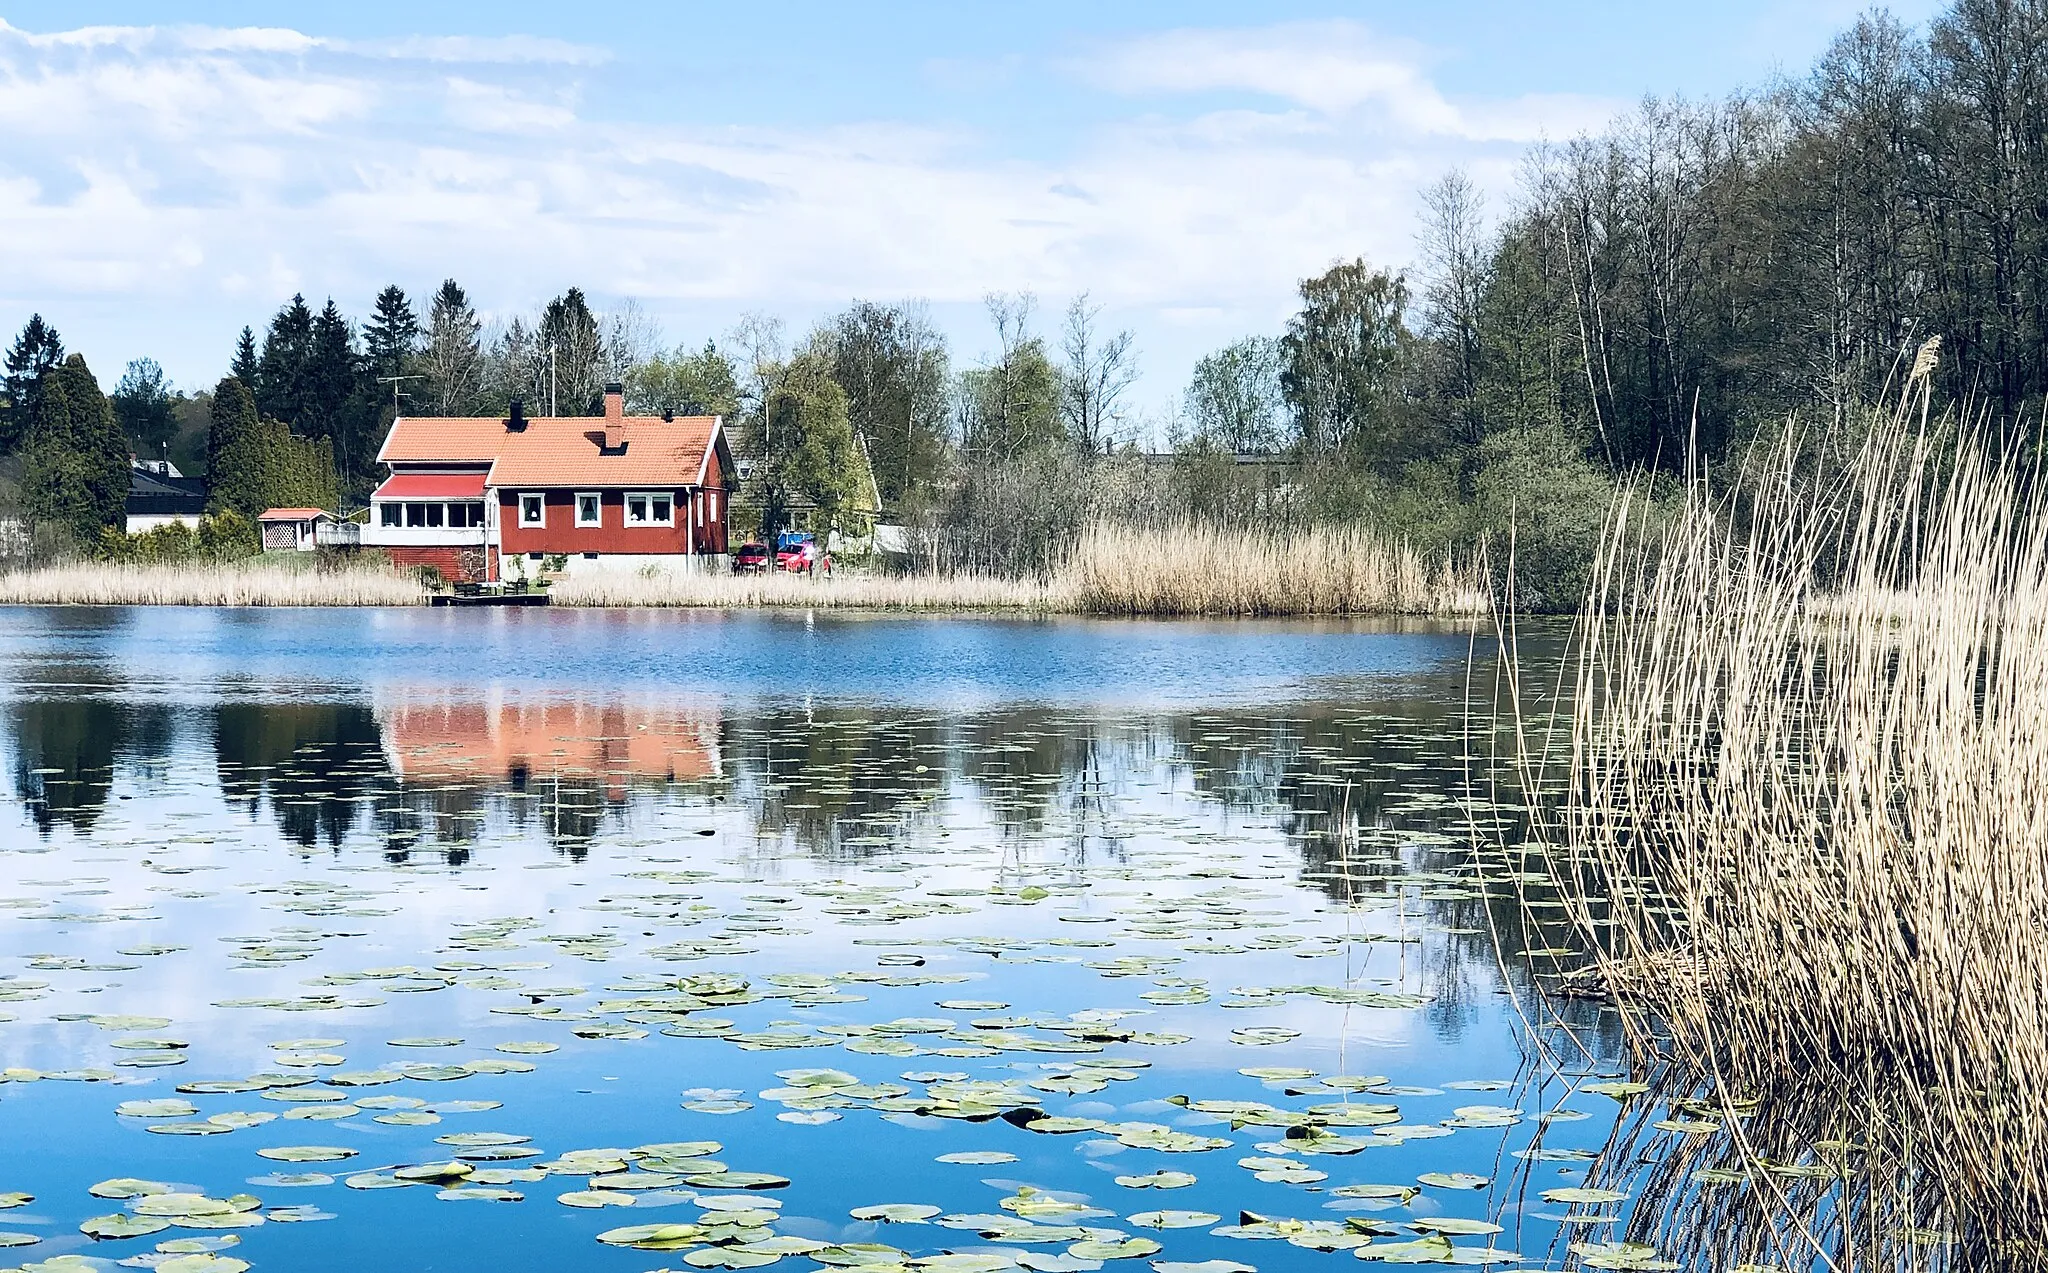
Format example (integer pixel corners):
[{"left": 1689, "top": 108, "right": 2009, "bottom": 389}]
[
  {"left": 732, "top": 542, "right": 771, "bottom": 573},
  {"left": 777, "top": 540, "right": 831, "bottom": 574}
]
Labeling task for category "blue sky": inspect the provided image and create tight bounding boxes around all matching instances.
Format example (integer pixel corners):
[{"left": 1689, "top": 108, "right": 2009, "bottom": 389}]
[{"left": 0, "top": 1, "right": 1945, "bottom": 429}]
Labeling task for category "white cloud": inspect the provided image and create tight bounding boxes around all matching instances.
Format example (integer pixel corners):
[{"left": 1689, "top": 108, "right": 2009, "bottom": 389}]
[
  {"left": 1075, "top": 19, "right": 1618, "bottom": 143},
  {"left": 0, "top": 17, "right": 1621, "bottom": 410}
]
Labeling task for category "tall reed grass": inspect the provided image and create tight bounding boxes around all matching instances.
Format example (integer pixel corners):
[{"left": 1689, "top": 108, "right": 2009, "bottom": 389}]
[
  {"left": 1064, "top": 521, "right": 1488, "bottom": 616},
  {"left": 549, "top": 570, "right": 1055, "bottom": 611},
  {"left": 1511, "top": 362, "right": 2048, "bottom": 1262},
  {"left": 0, "top": 560, "right": 427, "bottom": 606}
]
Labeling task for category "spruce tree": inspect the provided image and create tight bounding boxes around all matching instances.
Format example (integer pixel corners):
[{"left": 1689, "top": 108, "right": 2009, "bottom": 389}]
[
  {"left": 112, "top": 358, "right": 177, "bottom": 458},
  {"left": 255, "top": 295, "right": 314, "bottom": 426},
  {"left": 363, "top": 286, "right": 421, "bottom": 385},
  {"left": 3, "top": 314, "right": 64, "bottom": 454},
  {"left": 230, "top": 327, "right": 258, "bottom": 384}
]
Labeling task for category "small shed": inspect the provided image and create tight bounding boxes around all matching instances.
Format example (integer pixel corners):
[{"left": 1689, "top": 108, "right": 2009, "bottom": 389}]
[{"left": 257, "top": 508, "right": 331, "bottom": 552}]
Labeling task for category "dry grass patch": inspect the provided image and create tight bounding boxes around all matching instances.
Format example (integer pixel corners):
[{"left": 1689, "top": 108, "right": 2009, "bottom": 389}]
[
  {"left": 0, "top": 561, "right": 426, "bottom": 606},
  {"left": 1065, "top": 522, "right": 1487, "bottom": 616},
  {"left": 549, "top": 570, "right": 1058, "bottom": 611}
]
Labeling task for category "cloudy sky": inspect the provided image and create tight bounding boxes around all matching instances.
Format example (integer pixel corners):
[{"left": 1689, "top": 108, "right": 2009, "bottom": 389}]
[{"left": 0, "top": 0, "right": 1943, "bottom": 424}]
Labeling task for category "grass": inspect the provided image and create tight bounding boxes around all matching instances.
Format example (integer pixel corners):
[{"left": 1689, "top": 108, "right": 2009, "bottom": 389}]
[
  {"left": 549, "top": 569, "right": 1055, "bottom": 611},
  {"left": 1063, "top": 521, "right": 1487, "bottom": 616},
  {"left": 1507, "top": 370, "right": 2048, "bottom": 1263},
  {"left": 0, "top": 559, "right": 426, "bottom": 607}
]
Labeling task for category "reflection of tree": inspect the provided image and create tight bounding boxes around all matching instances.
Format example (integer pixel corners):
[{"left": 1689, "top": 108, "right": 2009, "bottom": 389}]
[
  {"left": 723, "top": 707, "right": 947, "bottom": 858},
  {"left": 213, "top": 703, "right": 385, "bottom": 849},
  {"left": 10, "top": 697, "right": 120, "bottom": 835}
]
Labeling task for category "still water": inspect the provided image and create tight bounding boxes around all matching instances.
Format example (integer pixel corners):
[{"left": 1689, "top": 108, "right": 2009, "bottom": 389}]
[{"left": 0, "top": 607, "right": 1626, "bottom": 1272}]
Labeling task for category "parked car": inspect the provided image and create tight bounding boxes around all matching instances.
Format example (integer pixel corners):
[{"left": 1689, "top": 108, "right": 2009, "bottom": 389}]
[
  {"left": 777, "top": 540, "right": 831, "bottom": 574},
  {"left": 732, "top": 542, "right": 771, "bottom": 573}
]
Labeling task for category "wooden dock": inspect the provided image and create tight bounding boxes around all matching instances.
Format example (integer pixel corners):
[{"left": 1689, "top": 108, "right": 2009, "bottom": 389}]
[{"left": 430, "top": 591, "right": 551, "bottom": 607}]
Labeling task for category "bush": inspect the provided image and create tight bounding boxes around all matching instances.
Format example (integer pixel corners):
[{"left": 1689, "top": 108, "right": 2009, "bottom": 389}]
[{"left": 197, "top": 511, "right": 260, "bottom": 562}]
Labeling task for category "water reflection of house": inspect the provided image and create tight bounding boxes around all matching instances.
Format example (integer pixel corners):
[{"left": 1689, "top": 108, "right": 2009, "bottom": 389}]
[{"left": 376, "top": 690, "right": 721, "bottom": 797}]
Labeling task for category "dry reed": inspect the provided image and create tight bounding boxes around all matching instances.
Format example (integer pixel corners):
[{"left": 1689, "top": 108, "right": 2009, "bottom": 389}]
[
  {"left": 0, "top": 561, "right": 427, "bottom": 606},
  {"left": 1511, "top": 367, "right": 2048, "bottom": 1262},
  {"left": 549, "top": 569, "right": 1057, "bottom": 611},
  {"left": 1064, "top": 521, "right": 1488, "bottom": 616}
]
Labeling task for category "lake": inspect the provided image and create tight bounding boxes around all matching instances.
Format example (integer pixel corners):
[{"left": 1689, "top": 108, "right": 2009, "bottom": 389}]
[{"left": 0, "top": 607, "right": 1629, "bottom": 1272}]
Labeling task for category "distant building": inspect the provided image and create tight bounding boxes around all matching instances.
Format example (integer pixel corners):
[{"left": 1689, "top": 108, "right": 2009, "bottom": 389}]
[
  {"left": 257, "top": 508, "right": 331, "bottom": 552},
  {"left": 124, "top": 459, "right": 207, "bottom": 535},
  {"left": 366, "top": 383, "right": 735, "bottom": 584}
]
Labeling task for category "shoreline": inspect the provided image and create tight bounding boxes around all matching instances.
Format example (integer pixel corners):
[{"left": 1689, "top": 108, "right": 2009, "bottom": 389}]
[{"left": 0, "top": 563, "right": 1490, "bottom": 618}]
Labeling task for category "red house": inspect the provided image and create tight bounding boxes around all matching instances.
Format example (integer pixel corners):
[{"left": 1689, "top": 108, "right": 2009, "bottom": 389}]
[{"left": 367, "top": 384, "right": 734, "bottom": 583}]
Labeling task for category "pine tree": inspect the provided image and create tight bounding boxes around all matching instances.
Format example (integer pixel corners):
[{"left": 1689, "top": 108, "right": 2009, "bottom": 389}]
[
  {"left": 3, "top": 314, "right": 65, "bottom": 453},
  {"left": 230, "top": 327, "right": 258, "bottom": 385},
  {"left": 539, "top": 287, "right": 605, "bottom": 414},
  {"left": 20, "top": 355, "right": 129, "bottom": 543}
]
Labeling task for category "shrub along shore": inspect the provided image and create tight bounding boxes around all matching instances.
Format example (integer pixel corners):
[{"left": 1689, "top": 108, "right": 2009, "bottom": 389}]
[{"left": 0, "top": 523, "right": 1489, "bottom": 617}]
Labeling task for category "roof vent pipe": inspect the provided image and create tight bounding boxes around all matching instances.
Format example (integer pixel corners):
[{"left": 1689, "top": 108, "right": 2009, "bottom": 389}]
[
  {"left": 507, "top": 400, "right": 527, "bottom": 432},
  {"left": 603, "top": 382, "right": 625, "bottom": 449}
]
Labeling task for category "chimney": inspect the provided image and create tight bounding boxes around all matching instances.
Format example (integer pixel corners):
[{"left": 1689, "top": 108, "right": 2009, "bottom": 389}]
[
  {"left": 507, "top": 399, "right": 527, "bottom": 432},
  {"left": 603, "top": 383, "right": 625, "bottom": 449}
]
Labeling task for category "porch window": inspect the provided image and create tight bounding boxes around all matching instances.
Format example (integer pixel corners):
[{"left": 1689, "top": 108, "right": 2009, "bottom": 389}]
[
  {"left": 576, "top": 492, "right": 601, "bottom": 527},
  {"left": 519, "top": 493, "right": 544, "bottom": 527},
  {"left": 626, "top": 492, "right": 674, "bottom": 526},
  {"left": 379, "top": 503, "right": 400, "bottom": 527},
  {"left": 405, "top": 502, "right": 427, "bottom": 527},
  {"left": 424, "top": 503, "right": 444, "bottom": 528},
  {"left": 457, "top": 502, "right": 485, "bottom": 527}
]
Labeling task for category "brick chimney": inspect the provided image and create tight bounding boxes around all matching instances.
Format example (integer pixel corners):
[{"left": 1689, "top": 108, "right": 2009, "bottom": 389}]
[{"left": 603, "top": 383, "right": 625, "bottom": 449}]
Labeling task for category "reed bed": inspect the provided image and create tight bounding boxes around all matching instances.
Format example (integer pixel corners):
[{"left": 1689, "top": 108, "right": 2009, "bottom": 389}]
[
  {"left": 1512, "top": 366, "right": 2048, "bottom": 1262},
  {"left": 549, "top": 569, "right": 1057, "bottom": 611},
  {"left": 0, "top": 560, "right": 428, "bottom": 607},
  {"left": 1064, "top": 521, "right": 1488, "bottom": 616}
]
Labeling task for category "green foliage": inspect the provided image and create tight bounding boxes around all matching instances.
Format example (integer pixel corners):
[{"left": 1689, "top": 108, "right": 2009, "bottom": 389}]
[
  {"left": 766, "top": 354, "right": 876, "bottom": 538},
  {"left": 20, "top": 354, "right": 130, "bottom": 543},
  {"left": 112, "top": 357, "right": 177, "bottom": 457},
  {"left": 197, "top": 510, "right": 260, "bottom": 561},
  {"left": 205, "top": 376, "right": 336, "bottom": 516},
  {"left": 1469, "top": 424, "right": 1622, "bottom": 610},
  {"left": 825, "top": 302, "right": 951, "bottom": 509},
  {"left": 2, "top": 314, "right": 64, "bottom": 454},
  {"left": 95, "top": 520, "right": 202, "bottom": 565},
  {"left": 1183, "top": 337, "right": 1284, "bottom": 454},
  {"left": 422, "top": 280, "right": 484, "bottom": 416},
  {"left": 627, "top": 341, "right": 740, "bottom": 418},
  {"left": 1280, "top": 259, "right": 1419, "bottom": 470},
  {"left": 958, "top": 297, "right": 1064, "bottom": 461}
]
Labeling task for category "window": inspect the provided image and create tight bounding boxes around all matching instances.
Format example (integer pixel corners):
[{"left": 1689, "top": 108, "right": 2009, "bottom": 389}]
[
  {"left": 457, "top": 502, "right": 485, "bottom": 528},
  {"left": 519, "top": 493, "right": 544, "bottom": 527},
  {"left": 576, "top": 493, "right": 601, "bottom": 527},
  {"left": 626, "top": 492, "right": 674, "bottom": 526},
  {"left": 379, "top": 503, "right": 400, "bottom": 528},
  {"left": 405, "top": 502, "right": 427, "bottom": 527},
  {"left": 424, "top": 503, "right": 444, "bottom": 528}
]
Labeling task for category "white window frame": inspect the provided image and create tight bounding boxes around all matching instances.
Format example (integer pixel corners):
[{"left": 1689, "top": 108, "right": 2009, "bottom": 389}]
[
  {"left": 625, "top": 491, "right": 675, "bottom": 527},
  {"left": 574, "top": 491, "right": 602, "bottom": 528},
  {"left": 519, "top": 492, "right": 545, "bottom": 528},
  {"left": 379, "top": 502, "right": 400, "bottom": 528}
]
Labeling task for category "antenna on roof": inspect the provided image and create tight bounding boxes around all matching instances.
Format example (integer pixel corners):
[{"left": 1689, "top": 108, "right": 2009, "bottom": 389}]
[{"left": 377, "top": 374, "right": 424, "bottom": 411}]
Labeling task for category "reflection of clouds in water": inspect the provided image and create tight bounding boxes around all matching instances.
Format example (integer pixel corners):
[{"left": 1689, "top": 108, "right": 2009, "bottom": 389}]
[{"left": 0, "top": 611, "right": 1617, "bottom": 1272}]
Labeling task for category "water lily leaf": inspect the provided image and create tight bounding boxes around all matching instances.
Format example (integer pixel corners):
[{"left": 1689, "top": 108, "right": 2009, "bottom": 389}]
[
  {"left": 849, "top": 1204, "right": 940, "bottom": 1223},
  {"left": 1115, "top": 1172, "right": 1197, "bottom": 1190},
  {"left": 1416, "top": 1173, "right": 1488, "bottom": 1190},
  {"left": 1355, "top": 1235, "right": 1456, "bottom": 1263},
  {"left": 1540, "top": 1187, "right": 1629, "bottom": 1205},
  {"left": 81, "top": 1212, "right": 172, "bottom": 1239},
  {"left": 1127, "top": 1210, "right": 1219, "bottom": 1229},
  {"left": 936, "top": 1151, "right": 1018, "bottom": 1166},
  {"left": 0, "top": 1195, "right": 30, "bottom": 1209},
  {"left": 257, "top": 1146, "right": 357, "bottom": 1163}
]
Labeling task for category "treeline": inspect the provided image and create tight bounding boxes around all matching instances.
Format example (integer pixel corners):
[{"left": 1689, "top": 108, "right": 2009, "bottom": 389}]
[{"left": 5, "top": 0, "right": 2046, "bottom": 602}]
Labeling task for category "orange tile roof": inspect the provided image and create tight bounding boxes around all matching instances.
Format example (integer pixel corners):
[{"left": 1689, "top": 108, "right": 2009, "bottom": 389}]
[
  {"left": 487, "top": 415, "right": 721, "bottom": 488},
  {"left": 378, "top": 416, "right": 516, "bottom": 464},
  {"left": 379, "top": 414, "right": 722, "bottom": 488},
  {"left": 258, "top": 507, "right": 328, "bottom": 521}
]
